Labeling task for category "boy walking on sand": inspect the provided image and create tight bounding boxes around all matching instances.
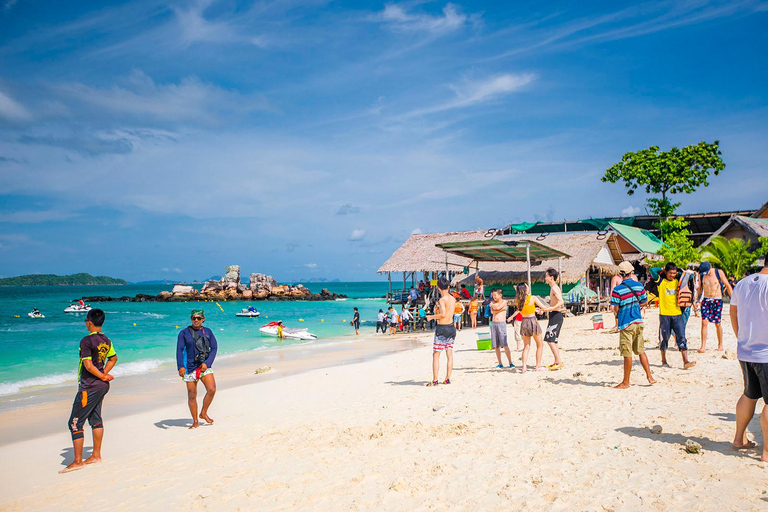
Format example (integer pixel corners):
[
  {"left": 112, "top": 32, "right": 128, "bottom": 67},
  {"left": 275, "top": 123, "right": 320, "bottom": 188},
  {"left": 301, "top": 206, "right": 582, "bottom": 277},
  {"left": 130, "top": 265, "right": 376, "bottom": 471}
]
[
  {"left": 697, "top": 261, "right": 733, "bottom": 352},
  {"left": 658, "top": 263, "right": 696, "bottom": 370},
  {"left": 611, "top": 262, "right": 656, "bottom": 388},
  {"left": 61, "top": 309, "right": 117, "bottom": 474},
  {"left": 542, "top": 268, "right": 565, "bottom": 370},
  {"left": 490, "top": 289, "right": 514, "bottom": 368},
  {"left": 425, "top": 277, "right": 456, "bottom": 386}
]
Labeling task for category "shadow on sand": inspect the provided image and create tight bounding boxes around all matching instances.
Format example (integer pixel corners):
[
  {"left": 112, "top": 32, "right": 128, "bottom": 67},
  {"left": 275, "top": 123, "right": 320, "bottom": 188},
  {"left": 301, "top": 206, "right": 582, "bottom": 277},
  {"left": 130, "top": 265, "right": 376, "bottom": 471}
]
[
  {"left": 616, "top": 425, "right": 763, "bottom": 460},
  {"left": 154, "top": 418, "right": 196, "bottom": 429},
  {"left": 60, "top": 446, "right": 92, "bottom": 467},
  {"left": 544, "top": 377, "right": 614, "bottom": 388},
  {"left": 385, "top": 379, "right": 431, "bottom": 387}
]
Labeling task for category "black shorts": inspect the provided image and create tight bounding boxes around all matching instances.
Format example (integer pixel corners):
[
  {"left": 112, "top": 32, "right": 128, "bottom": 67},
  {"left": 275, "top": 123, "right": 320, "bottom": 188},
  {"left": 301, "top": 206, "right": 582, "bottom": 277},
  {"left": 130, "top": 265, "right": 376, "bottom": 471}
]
[
  {"left": 544, "top": 311, "right": 564, "bottom": 343},
  {"left": 740, "top": 361, "right": 768, "bottom": 402},
  {"left": 353, "top": 321, "right": 360, "bottom": 329},
  {"left": 67, "top": 386, "right": 109, "bottom": 440}
]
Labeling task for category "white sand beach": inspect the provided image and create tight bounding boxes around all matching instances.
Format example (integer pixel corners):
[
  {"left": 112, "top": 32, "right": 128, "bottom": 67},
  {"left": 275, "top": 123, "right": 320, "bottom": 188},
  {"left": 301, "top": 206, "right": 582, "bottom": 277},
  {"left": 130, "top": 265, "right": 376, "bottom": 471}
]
[{"left": 2, "top": 309, "right": 766, "bottom": 511}]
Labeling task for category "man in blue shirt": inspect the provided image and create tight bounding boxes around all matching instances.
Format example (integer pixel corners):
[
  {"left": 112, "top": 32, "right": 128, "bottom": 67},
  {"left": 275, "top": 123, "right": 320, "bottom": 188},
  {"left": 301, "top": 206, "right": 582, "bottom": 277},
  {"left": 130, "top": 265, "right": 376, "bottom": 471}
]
[
  {"left": 176, "top": 309, "right": 218, "bottom": 429},
  {"left": 610, "top": 262, "right": 656, "bottom": 389}
]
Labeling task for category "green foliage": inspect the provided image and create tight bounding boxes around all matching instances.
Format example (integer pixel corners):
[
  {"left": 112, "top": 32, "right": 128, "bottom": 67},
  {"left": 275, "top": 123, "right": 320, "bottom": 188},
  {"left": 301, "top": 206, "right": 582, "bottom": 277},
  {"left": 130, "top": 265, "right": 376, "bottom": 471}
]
[
  {"left": 602, "top": 141, "right": 726, "bottom": 217},
  {"left": 700, "top": 237, "right": 758, "bottom": 279},
  {"left": 654, "top": 217, "right": 700, "bottom": 268},
  {"left": 0, "top": 273, "right": 127, "bottom": 286}
]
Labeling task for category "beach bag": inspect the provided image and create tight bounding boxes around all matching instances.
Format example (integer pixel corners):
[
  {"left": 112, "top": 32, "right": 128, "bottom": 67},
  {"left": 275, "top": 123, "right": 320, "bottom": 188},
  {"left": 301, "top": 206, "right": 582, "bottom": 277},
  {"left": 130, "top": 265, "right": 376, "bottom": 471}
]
[
  {"left": 677, "top": 277, "right": 694, "bottom": 308},
  {"left": 189, "top": 327, "right": 211, "bottom": 365}
]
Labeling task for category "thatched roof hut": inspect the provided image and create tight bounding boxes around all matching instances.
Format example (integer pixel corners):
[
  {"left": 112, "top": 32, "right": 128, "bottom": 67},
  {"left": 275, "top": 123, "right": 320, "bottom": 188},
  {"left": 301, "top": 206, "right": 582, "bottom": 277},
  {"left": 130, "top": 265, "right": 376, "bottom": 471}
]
[
  {"left": 377, "top": 230, "right": 488, "bottom": 274},
  {"left": 378, "top": 230, "right": 621, "bottom": 285},
  {"left": 452, "top": 232, "right": 621, "bottom": 285}
]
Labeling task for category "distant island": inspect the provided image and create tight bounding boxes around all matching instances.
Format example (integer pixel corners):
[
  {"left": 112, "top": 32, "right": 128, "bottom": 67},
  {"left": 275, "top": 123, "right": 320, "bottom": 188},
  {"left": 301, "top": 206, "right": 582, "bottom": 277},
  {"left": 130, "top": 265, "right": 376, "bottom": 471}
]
[{"left": 0, "top": 273, "right": 128, "bottom": 286}]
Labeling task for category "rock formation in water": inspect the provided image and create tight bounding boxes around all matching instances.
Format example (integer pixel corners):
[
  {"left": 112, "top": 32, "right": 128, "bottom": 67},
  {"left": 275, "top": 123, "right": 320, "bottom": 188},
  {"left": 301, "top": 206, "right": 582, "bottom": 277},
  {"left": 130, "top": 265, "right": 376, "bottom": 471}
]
[{"left": 81, "top": 265, "right": 346, "bottom": 303}]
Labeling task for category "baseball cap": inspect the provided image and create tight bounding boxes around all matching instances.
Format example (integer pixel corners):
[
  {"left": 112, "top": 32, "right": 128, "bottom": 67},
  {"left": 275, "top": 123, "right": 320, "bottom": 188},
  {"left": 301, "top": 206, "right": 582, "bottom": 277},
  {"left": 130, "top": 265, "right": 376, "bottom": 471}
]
[{"left": 618, "top": 261, "right": 634, "bottom": 275}]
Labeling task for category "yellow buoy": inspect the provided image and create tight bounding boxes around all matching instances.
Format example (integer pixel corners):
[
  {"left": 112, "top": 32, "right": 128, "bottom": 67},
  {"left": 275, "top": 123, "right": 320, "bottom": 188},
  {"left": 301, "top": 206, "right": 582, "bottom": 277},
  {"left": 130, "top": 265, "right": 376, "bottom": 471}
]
[
  {"left": 299, "top": 318, "right": 304, "bottom": 322},
  {"left": 13, "top": 315, "right": 20, "bottom": 318},
  {"left": 175, "top": 325, "right": 179, "bottom": 329},
  {"left": 320, "top": 319, "right": 324, "bottom": 322},
  {"left": 133, "top": 323, "right": 137, "bottom": 326},
  {"left": 265, "top": 315, "right": 268, "bottom": 319}
]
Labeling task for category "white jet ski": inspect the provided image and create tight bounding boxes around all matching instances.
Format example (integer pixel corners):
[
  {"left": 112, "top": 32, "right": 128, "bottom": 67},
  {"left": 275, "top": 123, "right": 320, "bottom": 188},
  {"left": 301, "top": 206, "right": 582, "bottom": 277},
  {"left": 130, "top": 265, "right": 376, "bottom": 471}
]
[
  {"left": 28, "top": 311, "right": 45, "bottom": 319},
  {"left": 64, "top": 304, "right": 92, "bottom": 313},
  {"left": 259, "top": 322, "right": 317, "bottom": 340},
  {"left": 236, "top": 308, "right": 261, "bottom": 317}
]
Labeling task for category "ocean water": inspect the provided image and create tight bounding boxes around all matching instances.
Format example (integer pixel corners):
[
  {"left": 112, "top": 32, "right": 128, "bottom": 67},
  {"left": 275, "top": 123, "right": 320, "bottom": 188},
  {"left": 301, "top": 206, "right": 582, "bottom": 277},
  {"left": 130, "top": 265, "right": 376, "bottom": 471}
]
[{"left": 0, "top": 282, "right": 389, "bottom": 397}]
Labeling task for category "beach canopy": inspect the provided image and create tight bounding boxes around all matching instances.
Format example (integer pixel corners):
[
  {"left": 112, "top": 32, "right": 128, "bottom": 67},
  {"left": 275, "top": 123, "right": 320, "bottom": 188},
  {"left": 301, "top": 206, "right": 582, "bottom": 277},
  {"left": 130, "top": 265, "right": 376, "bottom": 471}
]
[
  {"left": 435, "top": 239, "right": 569, "bottom": 262},
  {"left": 565, "top": 281, "right": 598, "bottom": 302},
  {"left": 607, "top": 222, "right": 664, "bottom": 254}
]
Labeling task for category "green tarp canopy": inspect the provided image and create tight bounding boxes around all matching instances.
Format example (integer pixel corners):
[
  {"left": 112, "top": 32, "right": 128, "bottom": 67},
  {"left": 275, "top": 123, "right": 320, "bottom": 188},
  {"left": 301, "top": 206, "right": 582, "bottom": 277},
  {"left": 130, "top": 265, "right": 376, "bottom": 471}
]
[
  {"left": 435, "top": 239, "right": 570, "bottom": 262},
  {"left": 565, "top": 282, "right": 597, "bottom": 303},
  {"left": 580, "top": 217, "right": 635, "bottom": 230},
  {"left": 509, "top": 221, "right": 538, "bottom": 233},
  {"left": 607, "top": 221, "right": 664, "bottom": 254}
]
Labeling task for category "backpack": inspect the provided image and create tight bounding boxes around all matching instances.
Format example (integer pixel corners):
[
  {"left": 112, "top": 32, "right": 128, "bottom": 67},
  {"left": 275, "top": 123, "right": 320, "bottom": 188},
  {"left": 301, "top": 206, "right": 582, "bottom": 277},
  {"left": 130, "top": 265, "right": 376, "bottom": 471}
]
[
  {"left": 189, "top": 327, "right": 211, "bottom": 365},
  {"left": 644, "top": 278, "right": 659, "bottom": 298},
  {"left": 677, "top": 272, "right": 695, "bottom": 308}
]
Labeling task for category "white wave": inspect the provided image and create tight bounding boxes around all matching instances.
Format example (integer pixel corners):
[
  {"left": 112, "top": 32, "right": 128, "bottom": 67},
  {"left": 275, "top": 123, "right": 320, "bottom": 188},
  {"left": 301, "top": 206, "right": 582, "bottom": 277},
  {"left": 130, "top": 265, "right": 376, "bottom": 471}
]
[
  {"left": 139, "top": 312, "right": 168, "bottom": 319},
  {"left": 0, "top": 358, "right": 172, "bottom": 396}
]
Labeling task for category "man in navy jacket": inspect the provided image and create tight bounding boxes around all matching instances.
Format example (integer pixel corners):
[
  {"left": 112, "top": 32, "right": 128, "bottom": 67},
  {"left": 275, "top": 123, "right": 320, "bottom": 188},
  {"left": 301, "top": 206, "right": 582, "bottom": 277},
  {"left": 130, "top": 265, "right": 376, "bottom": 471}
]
[{"left": 176, "top": 309, "right": 218, "bottom": 429}]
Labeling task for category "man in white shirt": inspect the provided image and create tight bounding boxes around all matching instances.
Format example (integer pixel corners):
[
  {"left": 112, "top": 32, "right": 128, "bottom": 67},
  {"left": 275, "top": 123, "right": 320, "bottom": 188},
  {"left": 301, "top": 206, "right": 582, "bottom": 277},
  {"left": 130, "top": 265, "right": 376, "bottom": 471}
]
[{"left": 730, "top": 254, "right": 768, "bottom": 461}]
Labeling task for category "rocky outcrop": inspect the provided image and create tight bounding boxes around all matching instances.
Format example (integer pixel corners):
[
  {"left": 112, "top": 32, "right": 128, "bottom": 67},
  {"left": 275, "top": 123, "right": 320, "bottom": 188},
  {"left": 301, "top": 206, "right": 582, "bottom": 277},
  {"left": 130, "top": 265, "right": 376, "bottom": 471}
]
[{"left": 80, "top": 265, "right": 346, "bottom": 303}]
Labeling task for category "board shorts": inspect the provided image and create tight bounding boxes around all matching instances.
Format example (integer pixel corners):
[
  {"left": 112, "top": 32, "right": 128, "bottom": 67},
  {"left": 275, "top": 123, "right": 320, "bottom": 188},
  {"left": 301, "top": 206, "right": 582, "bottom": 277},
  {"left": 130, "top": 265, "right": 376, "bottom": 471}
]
[
  {"left": 520, "top": 316, "right": 541, "bottom": 337},
  {"left": 740, "top": 361, "right": 768, "bottom": 402},
  {"left": 544, "top": 311, "right": 564, "bottom": 343},
  {"left": 453, "top": 314, "right": 461, "bottom": 323},
  {"left": 490, "top": 322, "right": 508, "bottom": 348},
  {"left": 353, "top": 320, "right": 360, "bottom": 329},
  {"left": 68, "top": 387, "right": 108, "bottom": 440},
  {"left": 701, "top": 298, "right": 723, "bottom": 324},
  {"left": 433, "top": 324, "right": 456, "bottom": 351},
  {"left": 619, "top": 323, "right": 645, "bottom": 357},
  {"left": 183, "top": 367, "right": 214, "bottom": 383}
]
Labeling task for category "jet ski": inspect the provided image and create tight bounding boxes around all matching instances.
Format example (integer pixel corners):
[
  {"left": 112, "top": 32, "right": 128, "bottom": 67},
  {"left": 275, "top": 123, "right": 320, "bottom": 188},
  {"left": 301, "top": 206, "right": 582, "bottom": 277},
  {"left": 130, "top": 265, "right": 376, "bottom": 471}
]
[
  {"left": 64, "top": 304, "right": 92, "bottom": 313},
  {"left": 259, "top": 321, "right": 317, "bottom": 340},
  {"left": 28, "top": 310, "right": 45, "bottom": 319},
  {"left": 236, "top": 308, "right": 260, "bottom": 317}
]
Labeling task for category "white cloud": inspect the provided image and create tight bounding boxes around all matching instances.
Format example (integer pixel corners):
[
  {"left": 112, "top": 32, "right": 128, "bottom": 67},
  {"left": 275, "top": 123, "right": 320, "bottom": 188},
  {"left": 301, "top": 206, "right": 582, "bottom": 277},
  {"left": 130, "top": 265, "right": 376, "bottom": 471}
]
[
  {"left": 336, "top": 203, "right": 361, "bottom": 215},
  {"left": 374, "top": 3, "right": 468, "bottom": 34},
  {"left": 348, "top": 229, "right": 367, "bottom": 241},
  {"left": 621, "top": 206, "right": 642, "bottom": 216},
  {"left": 403, "top": 73, "right": 535, "bottom": 118},
  {"left": 411, "top": 228, "right": 423, "bottom": 235},
  {"left": 0, "top": 89, "right": 31, "bottom": 121},
  {"left": 3, "top": 0, "right": 18, "bottom": 10},
  {"left": 172, "top": 1, "right": 268, "bottom": 47},
  {"left": 304, "top": 262, "right": 318, "bottom": 268},
  {"left": 54, "top": 70, "right": 270, "bottom": 124},
  {"left": 0, "top": 209, "right": 79, "bottom": 223},
  {"left": 162, "top": 267, "right": 183, "bottom": 273}
]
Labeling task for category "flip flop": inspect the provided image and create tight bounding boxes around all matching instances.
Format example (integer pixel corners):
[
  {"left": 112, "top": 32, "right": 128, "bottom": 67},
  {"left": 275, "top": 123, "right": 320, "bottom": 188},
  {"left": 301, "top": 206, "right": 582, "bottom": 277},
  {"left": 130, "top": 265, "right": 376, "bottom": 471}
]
[
  {"left": 443, "top": 378, "right": 451, "bottom": 384},
  {"left": 425, "top": 381, "right": 439, "bottom": 387},
  {"left": 547, "top": 363, "right": 562, "bottom": 370},
  {"left": 684, "top": 361, "right": 697, "bottom": 370}
]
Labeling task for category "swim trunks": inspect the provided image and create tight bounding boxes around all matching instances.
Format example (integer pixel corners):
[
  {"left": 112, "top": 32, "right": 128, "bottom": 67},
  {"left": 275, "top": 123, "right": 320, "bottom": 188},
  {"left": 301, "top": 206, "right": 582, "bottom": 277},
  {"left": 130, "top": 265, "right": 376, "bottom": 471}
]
[
  {"left": 700, "top": 298, "right": 723, "bottom": 324},
  {"left": 433, "top": 324, "right": 456, "bottom": 351},
  {"left": 740, "top": 361, "right": 768, "bottom": 402},
  {"left": 490, "top": 322, "right": 508, "bottom": 348},
  {"left": 544, "top": 311, "right": 564, "bottom": 343},
  {"left": 182, "top": 367, "right": 214, "bottom": 383},
  {"left": 453, "top": 314, "right": 461, "bottom": 323},
  {"left": 67, "top": 387, "right": 108, "bottom": 440},
  {"left": 520, "top": 317, "right": 541, "bottom": 337}
]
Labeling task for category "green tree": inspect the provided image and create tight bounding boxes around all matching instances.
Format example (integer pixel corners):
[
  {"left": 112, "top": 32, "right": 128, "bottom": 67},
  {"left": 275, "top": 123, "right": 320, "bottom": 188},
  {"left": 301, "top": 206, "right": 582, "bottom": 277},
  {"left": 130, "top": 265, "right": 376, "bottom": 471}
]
[
  {"left": 700, "top": 236, "right": 759, "bottom": 279},
  {"left": 653, "top": 217, "right": 700, "bottom": 268},
  {"left": 602, "top": 141, "right": 726, "bottom": 218}
]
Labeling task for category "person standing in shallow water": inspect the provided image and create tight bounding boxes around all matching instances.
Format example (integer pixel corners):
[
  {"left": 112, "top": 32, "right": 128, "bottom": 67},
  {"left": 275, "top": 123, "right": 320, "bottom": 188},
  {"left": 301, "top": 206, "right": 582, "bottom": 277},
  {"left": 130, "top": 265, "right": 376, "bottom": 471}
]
[
  {"left": 176, "top": 309, "right": 218, "bottom": 429},
  {"left": 60, "top": 308, "right": 117, "bottom": 474}
]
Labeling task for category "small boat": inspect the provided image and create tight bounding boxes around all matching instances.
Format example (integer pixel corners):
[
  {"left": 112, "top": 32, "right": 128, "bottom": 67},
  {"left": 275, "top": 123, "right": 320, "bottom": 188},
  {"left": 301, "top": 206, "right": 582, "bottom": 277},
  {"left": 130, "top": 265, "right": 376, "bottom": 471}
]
[
  {"left": 28, "top": 311, "right": 45, "bottom": 319},
  {"left": 236, "top": 308, "right": 260, "bottom": 317},
  {"left": 259, "top": 321, "right": 317, "bottom": 340},
  {"left": 64, "top": 304, "right": 92, "bottom": 313}
]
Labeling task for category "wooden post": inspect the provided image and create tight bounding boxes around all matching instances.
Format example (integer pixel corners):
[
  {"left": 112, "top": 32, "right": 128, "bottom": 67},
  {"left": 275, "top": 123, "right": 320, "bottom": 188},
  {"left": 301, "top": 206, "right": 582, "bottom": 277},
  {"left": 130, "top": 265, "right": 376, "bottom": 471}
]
[
  {"left": 388, "top": 272, "right": 392, "bottom": 305},
  {"left": 584, "top": 270, "right": 588, "bottom": 314},
  {"left": 597, "top": 269, "right": 602, "bottom": 311},
  {"left": 526, "top": 243, "right": 532, "bottom": 291}
]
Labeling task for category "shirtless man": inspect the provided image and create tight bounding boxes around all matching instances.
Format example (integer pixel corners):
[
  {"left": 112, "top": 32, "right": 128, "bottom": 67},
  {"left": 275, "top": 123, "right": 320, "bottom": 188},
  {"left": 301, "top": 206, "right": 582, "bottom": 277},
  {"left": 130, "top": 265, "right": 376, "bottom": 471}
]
[
  {"left": 490, "top": 289, "right": 514, "bottom": 368},
  {"left": 697, "top": 261, "right": 733, "bottom": 352},
  {"left": 609, "top": 273, "right": 623, "bottom": 330},
  {"left": 542, "top": 268, "right": 564, "bottom": 370},
  {"left": 425, "top": 277, "right": 456, "bottom": 386}
]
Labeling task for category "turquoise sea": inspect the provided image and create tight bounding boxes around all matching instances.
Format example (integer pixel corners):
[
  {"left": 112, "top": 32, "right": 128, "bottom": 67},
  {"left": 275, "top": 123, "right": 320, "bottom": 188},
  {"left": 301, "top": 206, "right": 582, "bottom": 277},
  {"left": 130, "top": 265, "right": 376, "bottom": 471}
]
[{"left": 0, "top": 282, "right": 389, "bottom": 397}]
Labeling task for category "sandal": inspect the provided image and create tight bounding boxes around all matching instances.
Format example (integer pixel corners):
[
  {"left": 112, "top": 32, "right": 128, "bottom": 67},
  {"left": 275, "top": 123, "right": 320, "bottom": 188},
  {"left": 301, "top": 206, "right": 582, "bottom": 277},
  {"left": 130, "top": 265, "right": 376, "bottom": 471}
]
[
  {"left": 426, "top": 380, "right": 439, "bottom": 387},
  {"left": 443, "top": 378, "right": 451, "bottom": 384},
  {"left": 547, "top": 363, "right": 562, "bottom": 370}
]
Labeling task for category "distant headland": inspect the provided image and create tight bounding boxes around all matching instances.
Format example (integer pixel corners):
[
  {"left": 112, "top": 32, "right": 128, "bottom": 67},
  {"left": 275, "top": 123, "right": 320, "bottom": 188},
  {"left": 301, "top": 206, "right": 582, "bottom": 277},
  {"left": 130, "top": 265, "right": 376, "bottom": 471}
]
[{"left": 0, "top": 273, "right": 128, "bottom": 286}]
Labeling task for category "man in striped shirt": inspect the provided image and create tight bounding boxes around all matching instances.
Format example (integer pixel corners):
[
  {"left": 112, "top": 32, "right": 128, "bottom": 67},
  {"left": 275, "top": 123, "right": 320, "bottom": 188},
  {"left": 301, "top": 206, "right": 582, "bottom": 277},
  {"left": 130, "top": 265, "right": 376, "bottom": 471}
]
[{"left": 610, "top": 262, "right": 656, "bottom": 389}]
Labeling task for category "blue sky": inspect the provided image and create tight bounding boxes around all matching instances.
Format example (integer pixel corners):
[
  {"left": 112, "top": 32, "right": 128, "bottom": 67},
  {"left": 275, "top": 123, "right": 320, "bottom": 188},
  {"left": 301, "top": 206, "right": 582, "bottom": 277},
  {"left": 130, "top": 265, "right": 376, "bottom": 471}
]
[{"left": 1, "top": 0, "right": 766, "bottom": 282}]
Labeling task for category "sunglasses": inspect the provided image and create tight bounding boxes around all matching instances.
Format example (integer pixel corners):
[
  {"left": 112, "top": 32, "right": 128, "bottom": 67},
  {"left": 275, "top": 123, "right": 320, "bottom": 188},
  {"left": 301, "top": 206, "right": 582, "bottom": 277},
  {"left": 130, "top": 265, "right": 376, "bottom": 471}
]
[{"left": 191, "top": 316, "right": 204, "bottom": 320}]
